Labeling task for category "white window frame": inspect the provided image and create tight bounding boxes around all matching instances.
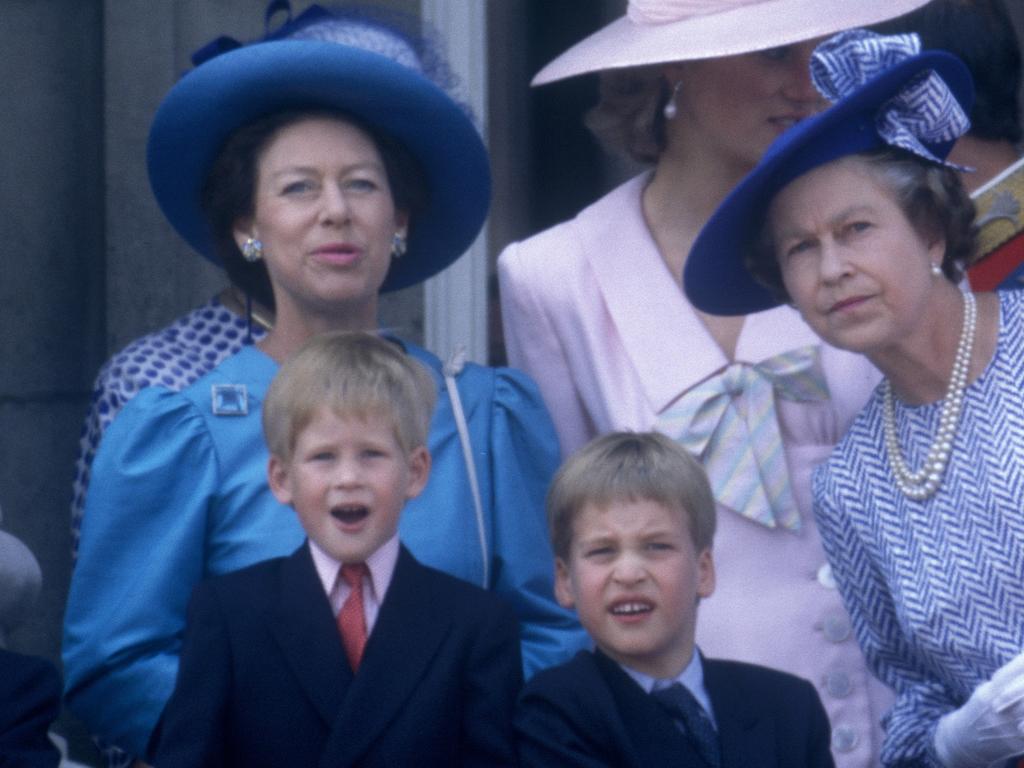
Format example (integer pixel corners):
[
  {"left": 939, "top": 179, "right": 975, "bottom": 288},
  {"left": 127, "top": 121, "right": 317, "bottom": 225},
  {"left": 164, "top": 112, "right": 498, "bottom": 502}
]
[{"left": 421, "top": 1, "right": 489, "bottom": 364}]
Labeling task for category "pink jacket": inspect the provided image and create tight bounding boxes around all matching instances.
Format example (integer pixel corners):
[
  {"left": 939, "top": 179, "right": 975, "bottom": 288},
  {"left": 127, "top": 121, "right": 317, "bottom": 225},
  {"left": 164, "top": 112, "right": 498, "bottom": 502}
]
[{"left": 499, "top": 174, "right": 891, "bottom": 766}]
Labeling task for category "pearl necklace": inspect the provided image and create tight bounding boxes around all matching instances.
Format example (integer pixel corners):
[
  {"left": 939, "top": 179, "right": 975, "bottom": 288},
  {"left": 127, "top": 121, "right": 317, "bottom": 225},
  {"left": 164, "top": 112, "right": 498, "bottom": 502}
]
[{"left": 882, "top": 290, "right": 977, "bottom": 501}]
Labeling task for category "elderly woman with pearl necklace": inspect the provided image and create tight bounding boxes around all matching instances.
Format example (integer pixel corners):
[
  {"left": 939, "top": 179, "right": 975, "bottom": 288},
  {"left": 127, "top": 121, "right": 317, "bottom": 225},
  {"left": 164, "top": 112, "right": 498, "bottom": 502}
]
[{"left": 685, "top": 30, "right": 1024, "bottom": 768}]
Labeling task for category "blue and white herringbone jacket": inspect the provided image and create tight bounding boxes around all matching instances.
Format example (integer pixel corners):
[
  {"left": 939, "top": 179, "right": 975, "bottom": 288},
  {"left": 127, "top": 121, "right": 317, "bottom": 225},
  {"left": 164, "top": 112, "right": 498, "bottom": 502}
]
[{"left": 814, "top": 289, "right": 1024, "bottom": 768}]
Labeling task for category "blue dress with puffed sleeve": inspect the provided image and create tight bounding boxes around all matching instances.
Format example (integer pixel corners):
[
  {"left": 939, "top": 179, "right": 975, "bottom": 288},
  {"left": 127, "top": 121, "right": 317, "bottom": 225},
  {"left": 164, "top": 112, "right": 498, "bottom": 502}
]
[{"left": 63, "top": 339, "right": 586, "bottom": 758}]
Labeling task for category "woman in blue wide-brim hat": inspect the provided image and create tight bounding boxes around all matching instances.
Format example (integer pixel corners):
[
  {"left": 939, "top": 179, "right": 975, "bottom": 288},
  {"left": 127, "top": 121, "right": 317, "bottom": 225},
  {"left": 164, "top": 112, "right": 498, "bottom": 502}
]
[
  {"left": 63, "top": 5, "right": 586, "bottom": 762},
  {"left": 686, "top": 29, "right": 1024, "bottom": 767}
]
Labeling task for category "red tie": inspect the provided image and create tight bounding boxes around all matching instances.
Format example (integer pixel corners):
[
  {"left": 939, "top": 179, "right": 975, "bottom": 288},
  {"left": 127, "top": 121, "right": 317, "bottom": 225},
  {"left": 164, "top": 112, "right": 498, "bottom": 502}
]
[{"left": 337, "top": 563, "right": 368, "bottom": 671}]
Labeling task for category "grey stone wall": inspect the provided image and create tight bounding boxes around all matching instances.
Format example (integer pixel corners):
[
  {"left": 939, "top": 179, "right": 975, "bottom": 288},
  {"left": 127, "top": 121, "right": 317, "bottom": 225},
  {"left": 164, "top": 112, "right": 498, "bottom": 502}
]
[
  {"left": 0, "top": 1, "right": 104, "bottom": 761},
  {"left": 0, "top": 0, "right": 103, "bottom": 677}
]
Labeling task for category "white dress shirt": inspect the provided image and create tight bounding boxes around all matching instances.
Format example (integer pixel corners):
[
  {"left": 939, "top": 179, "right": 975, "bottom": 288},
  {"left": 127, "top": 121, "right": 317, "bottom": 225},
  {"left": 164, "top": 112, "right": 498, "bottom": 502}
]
[{"left": 308, "top": 535, "right": 400, "bottom": 635}]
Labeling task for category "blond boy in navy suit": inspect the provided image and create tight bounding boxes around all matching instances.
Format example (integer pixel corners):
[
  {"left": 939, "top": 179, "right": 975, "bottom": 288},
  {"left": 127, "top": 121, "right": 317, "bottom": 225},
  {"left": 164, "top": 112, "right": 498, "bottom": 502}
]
[{"left": 154, "top": 332, "right": 521, "bottom": 767}]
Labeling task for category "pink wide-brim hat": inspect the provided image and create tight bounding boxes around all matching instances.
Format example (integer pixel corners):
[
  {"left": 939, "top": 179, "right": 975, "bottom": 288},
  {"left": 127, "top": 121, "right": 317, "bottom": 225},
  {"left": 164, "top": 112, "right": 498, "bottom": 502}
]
[{"left": 533, "top": 0, "right": 935, "bottom": 85}]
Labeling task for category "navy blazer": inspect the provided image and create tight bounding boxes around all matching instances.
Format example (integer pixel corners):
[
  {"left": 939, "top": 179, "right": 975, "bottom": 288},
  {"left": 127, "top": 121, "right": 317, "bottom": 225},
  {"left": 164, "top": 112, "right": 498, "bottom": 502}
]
[
  {"left": 152, "top": 544, "right": 521, "bottom": 767},
  {"left": 515, "top": 649, "right": 834, "bottom": 768},
  {"left": 0, "top": 649, "right": 61, "bottom": 768}
]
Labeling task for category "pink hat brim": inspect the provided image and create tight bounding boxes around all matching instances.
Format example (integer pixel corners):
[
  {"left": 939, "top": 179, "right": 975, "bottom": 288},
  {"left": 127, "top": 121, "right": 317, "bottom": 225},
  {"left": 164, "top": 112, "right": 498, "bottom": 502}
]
[{"left": 533, "top": 0, "right": 935, "bottom": 85}]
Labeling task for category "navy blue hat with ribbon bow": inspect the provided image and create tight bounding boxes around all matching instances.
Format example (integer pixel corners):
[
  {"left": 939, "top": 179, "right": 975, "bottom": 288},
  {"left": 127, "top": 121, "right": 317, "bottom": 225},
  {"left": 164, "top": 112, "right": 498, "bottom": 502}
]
[
  {"left": 684, "top": 30, "right": 975, "bottom": 316},
  {"left": 147, "top": 1, "right": 489, "bottom": 293}
]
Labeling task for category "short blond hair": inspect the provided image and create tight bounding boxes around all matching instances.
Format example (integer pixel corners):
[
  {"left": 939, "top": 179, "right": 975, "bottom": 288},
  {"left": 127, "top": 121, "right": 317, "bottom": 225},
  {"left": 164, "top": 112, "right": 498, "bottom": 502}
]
[
  {"left": 262, "top": 331, "right": 436, "bottom": 460},
  {"left": 548, "top": 431, "right": 716, "bottom": 560}
]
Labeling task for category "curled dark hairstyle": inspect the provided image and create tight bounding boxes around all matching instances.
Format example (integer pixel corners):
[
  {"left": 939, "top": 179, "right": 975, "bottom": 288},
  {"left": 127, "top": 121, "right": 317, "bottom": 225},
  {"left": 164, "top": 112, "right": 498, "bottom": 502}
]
[
  {"left": 201, "top": 108, "right": 428, "bottom": 310},
  {"left": 747, "top": 149, "right": 979, "bottom": 304},
  {"left": 583, "top": 66, "right": 668, "bottom": 165}
]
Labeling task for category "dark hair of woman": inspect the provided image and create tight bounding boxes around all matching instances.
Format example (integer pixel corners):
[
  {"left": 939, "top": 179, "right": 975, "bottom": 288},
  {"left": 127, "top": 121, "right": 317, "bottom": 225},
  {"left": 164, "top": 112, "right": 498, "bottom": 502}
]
[
  {"left": 201, "top": 107, "right": 429, "bottom": 310},
  {"left": 583, "top": 66, "right": 669, "bottom": 165},
  {"left": 747, "top": 148, "right": 979, "bottom": 303}
]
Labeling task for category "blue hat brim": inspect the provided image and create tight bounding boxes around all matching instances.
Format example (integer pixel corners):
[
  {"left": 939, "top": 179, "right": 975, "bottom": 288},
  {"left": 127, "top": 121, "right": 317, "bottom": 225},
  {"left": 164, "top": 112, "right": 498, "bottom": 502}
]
[
  {"left": 684, "top": 51, "right": 974, "bottom": 316},
  {"left": 147, "top": 40, "right": 490, "bottom": 293}
]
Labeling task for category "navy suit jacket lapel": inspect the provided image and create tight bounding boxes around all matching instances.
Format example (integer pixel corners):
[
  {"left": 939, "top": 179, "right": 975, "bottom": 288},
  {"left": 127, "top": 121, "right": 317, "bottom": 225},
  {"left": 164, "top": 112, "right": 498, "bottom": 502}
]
[
  {"left": 270, "top": 545, "right": 352, "bottom": 728},
  {"left": 319, "top": 546, "right": 453, "bottom": 768},
  {"left": 593, "top": 650, "right": 713, "bottom": 767},
  {"left": 703, "top": 658, "right": 775, "bottom": 768}
]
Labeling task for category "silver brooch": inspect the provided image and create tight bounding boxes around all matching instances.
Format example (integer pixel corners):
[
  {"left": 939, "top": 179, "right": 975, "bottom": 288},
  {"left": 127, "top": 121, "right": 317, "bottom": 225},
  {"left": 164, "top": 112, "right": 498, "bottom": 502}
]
[{"left": 211, "top": 384, "right": 248, "bottom": 416}]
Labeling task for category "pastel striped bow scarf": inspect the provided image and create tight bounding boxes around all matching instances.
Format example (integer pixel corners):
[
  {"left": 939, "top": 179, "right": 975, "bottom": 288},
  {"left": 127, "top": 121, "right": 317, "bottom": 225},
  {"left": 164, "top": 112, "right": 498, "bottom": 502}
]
[{"left": 657, "top": 346, "right": 829, "bottom": 530}]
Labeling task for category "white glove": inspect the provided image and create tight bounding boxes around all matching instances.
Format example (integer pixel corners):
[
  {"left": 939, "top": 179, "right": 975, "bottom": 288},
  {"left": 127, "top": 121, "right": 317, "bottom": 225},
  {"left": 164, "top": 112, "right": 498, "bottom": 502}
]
[{"left": 935, "top": 650, "right": 1024, "bottom": 768}]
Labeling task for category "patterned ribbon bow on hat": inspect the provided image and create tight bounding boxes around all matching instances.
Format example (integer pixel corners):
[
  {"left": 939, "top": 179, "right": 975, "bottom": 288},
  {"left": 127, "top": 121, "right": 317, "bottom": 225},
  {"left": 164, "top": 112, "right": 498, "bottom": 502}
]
[
  {"left": 191, "top": 1, "right": 425, "bottom": 76},
  {"left": 810, "top": 29, "right": 971, "bottom": 169},
  {"left": 656, "top": 346, "right": 829, "bottom": 530}
]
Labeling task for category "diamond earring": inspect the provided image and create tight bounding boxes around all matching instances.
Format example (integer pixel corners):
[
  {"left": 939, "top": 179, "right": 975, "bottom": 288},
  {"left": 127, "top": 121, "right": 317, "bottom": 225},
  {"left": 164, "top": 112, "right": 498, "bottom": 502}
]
[
  {"left": 391, "top": 232, "right": 407, "bottom": 259},
  {"left": 241, "top": 237, "right": 263, "bottom": 263}
]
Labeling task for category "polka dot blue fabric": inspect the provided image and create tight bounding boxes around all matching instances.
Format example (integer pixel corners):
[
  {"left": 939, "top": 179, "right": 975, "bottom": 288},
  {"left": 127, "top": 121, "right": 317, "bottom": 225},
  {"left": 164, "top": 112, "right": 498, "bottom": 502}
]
[{"left": 71, "top": 296, "right": 267, "bottom": 557}]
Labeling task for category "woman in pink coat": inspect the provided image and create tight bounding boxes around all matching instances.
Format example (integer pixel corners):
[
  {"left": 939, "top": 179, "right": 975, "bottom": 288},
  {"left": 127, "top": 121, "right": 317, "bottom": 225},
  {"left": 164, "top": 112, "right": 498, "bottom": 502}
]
[{"left": 498, "top": 2, "right": 934, "bottom": 764}]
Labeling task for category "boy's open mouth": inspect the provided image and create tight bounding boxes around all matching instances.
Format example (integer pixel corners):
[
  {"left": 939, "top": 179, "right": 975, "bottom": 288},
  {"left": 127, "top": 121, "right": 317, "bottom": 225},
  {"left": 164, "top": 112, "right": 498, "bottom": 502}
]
[
  {"left": 330, "top": 504, "right": 370, "bottom": 524},
  {"left": 609, "top": 600, "right": 653, "bottom": 616}
]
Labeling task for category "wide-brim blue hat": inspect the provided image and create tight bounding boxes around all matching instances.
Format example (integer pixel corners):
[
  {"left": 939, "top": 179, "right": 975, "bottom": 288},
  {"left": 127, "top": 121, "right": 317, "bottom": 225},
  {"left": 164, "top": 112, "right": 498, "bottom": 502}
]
[
  {"left": 147, "top": 36, "right": 490, "bottom": 293},
  {"left": 684, "top": 39, "right": 974, "bottom": 316}
]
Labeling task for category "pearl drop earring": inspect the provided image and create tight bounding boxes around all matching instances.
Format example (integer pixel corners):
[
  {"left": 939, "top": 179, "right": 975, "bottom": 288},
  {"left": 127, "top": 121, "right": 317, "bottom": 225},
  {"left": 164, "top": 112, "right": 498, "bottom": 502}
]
[{"left": 663, "top": 81, "right": 683, "bottom": 121}]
